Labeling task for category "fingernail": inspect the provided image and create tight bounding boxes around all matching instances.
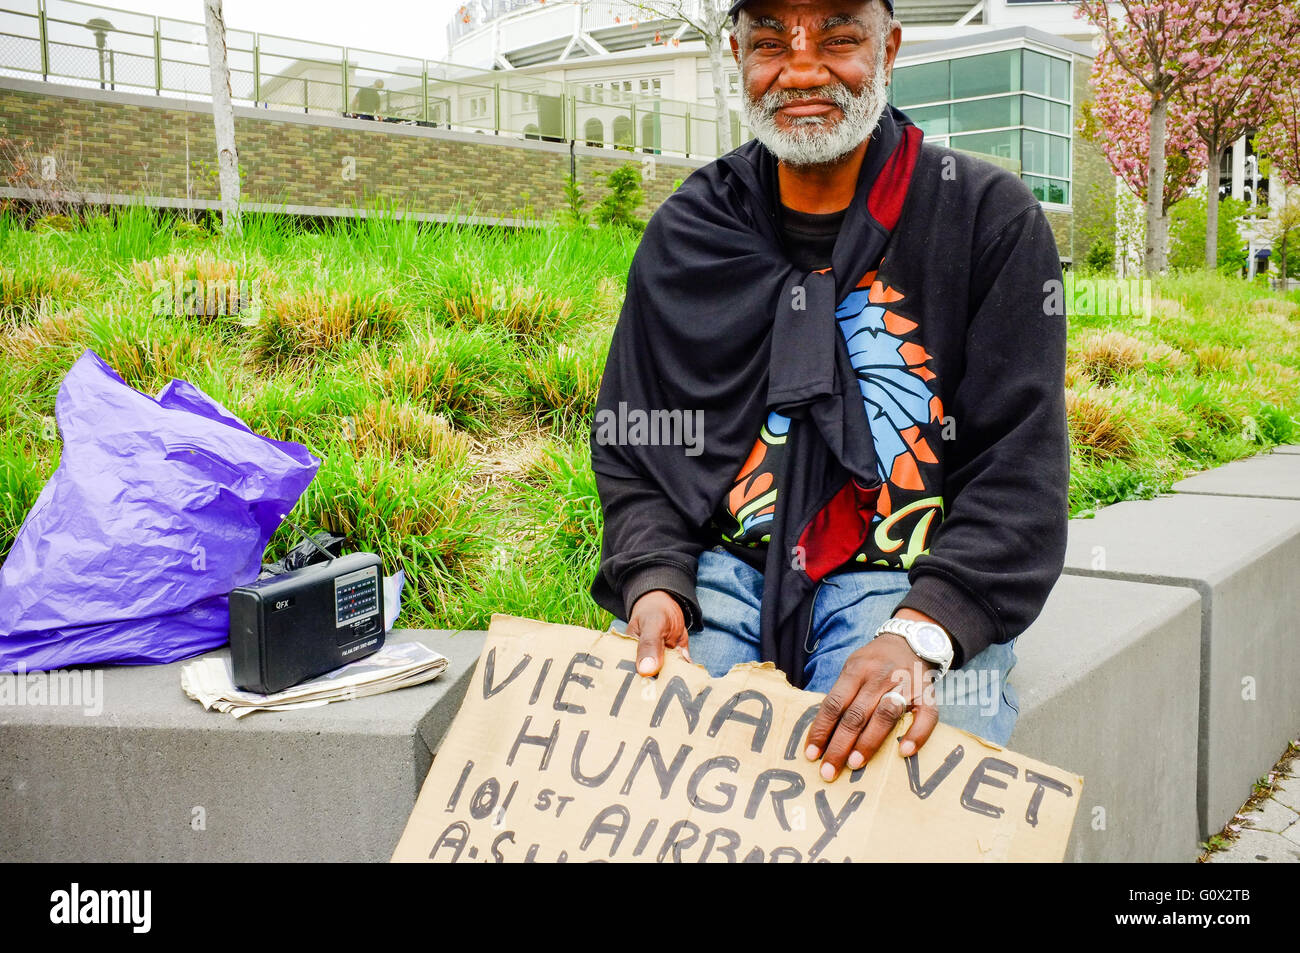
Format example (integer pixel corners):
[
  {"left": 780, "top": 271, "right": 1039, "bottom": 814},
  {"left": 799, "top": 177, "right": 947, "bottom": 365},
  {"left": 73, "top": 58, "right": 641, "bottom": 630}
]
[
  {"left": 899, "top": 740, "right": 915, "bottom": 757},
  {"left": 820, "top": 762, "right": 836, "bottom": 781},
  {"left": 847, "top": 751, "right": 865, "bottom": 770},
  {"left": 637, "top": 656, "right": 656, "bottom": 675},
  {"left": 804, "top": 744, "right": 819, "bottom": 762}
]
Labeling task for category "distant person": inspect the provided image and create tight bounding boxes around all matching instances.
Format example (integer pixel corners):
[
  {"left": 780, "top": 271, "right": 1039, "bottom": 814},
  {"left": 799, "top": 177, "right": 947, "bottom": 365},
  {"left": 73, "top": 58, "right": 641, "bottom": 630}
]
[{"left": 353, "top": 79, "right": 383, "bottom": 120}]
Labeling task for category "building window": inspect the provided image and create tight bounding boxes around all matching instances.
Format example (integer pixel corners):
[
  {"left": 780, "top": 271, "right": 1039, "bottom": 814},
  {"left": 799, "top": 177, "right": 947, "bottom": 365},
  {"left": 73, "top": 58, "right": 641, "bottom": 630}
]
[
  {"left": 584, "top": 117, "right": 604, "bottom": 147},
  {"left": 893, "top": 60, "right": 948, "bottom": 107},
  {"left": 1023, "top": 49, "right": 1070, "bottom": 101},
  {"left": 951, "top": 50, "right": 1020, "bottom": 98},
  {"left": 1024, "top": 175, "right": 1069, "bottom": 205},
  {"left": 612, "top": 114, "right": 634, "bottom": 150},
  {"left": 1023, "top": 130, "right": 1070, "bottom": 179},
  {"left": 1023, "top": 95, "right": 1070, "bottom": 134},
  {"left": 950, "top": 95, "right": 1019, "bottom": 132},
  {"left": 951, "top": 129, "right": 1020, "bottom": 162},
  {"left": 641, "top": 113, "right": 659, "bottom": 153},
  {"left": 892, "top": 47, "right": 1073, "bottom": 205},
  {"left": 908, "top": 103, "right": 949, "bottom": 137}
]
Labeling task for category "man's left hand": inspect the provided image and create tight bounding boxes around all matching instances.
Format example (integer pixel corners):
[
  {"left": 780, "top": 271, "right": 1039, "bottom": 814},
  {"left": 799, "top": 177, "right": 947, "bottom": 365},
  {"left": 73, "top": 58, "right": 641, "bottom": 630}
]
[{"left": 803, "top": 614, "right": 942, "bottom": 781}]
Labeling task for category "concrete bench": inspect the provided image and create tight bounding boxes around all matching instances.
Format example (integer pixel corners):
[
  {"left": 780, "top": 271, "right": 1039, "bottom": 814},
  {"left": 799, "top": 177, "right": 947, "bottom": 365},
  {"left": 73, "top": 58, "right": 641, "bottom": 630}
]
[
  {"left": 1059, "top": 493, "right": 1300, "bottom": 841},
  {"left": 1008, "top": 574, "right": 1202, "bottom": 862},
  {"left": 1171, "top": 446, "right": 1300, "bottom": 500},
  {"left": 0, "top": 629, "right": 485, "bottom": 862},
  {"left": 6, "top": 448, "right": 1298, "bottom": 863}
]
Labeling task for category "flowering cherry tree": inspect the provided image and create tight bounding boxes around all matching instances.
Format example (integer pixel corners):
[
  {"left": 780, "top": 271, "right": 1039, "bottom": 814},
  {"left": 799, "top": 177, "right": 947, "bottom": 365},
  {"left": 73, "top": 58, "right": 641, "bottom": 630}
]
[
  {"left": 1255, "top": 67, "right": 1300, "bottom": 282},
  {"left": 1179, "top": 8, "right": 1300, "bottom": 267},
  {"left": 1074, "top": 0, "right": 1255, "bottom": 274},
  {"left": 1079, "top": 44, "right": 1205, "bottom": 215},
  {"left": 1255, "top": 71, "right": 1300, "bottom": 189}
]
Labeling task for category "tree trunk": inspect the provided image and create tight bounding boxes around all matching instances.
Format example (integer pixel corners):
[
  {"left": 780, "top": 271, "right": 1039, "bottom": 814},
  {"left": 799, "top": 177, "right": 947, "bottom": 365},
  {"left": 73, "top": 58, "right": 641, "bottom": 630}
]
[
  {"left": 204, "top": 0, "right": 241, "bottom": 234},
  {"left": 1205, "top": 142, "right": 1224, "bottom": 270},
  {"left": 1145, "top": 94, "right": 1169, "bottom": 275},
  {"left": 705, "top": 34, "right": 733, "bottom": 155}
]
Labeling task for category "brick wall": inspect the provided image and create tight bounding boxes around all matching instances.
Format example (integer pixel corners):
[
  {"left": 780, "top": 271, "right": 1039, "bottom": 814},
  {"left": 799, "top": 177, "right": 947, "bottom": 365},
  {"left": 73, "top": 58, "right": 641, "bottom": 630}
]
[{"left": 0, "top": 78, "right": 702, "bottom": 223}]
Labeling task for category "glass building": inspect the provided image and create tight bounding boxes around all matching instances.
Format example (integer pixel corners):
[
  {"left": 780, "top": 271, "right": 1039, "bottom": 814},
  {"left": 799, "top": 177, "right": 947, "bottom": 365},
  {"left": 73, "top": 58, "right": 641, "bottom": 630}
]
[{"left": 890, "top": 30, "right": 1083, "bottom": 209}]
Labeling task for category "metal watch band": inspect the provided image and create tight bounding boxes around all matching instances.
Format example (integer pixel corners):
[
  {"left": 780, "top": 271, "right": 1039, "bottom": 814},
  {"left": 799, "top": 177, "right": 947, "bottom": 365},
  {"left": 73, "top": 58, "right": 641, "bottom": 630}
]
[{"left": 875, "top": 617, "right": 954, "bottom": 677}]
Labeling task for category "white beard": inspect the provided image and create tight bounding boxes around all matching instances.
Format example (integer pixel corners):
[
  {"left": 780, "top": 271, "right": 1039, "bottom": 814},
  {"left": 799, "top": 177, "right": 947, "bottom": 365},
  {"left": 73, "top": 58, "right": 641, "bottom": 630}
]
[{"left": 742, "top": 53, "right": 890, "bottom": 168}]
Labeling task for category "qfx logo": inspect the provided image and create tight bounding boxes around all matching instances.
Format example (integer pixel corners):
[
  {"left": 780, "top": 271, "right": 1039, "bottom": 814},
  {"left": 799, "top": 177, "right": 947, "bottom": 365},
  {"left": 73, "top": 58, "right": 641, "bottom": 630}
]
[{"left": 49, "top": 883, "right": 151, "bottom": 933}]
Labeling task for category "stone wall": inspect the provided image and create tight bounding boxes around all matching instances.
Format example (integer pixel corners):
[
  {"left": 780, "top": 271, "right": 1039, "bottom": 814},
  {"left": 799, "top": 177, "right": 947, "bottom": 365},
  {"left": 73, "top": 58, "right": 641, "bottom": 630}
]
[{"left": 0, "top": 78, "right": 702, "bottom": 224}]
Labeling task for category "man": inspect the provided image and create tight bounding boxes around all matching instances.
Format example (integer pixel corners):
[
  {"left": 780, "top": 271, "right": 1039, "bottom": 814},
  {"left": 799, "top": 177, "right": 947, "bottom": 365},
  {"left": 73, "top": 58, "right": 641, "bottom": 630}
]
[
  {"left": 354, "top": 79, "right": 384, "bottom": 120},
  {"left": 589, "top": 0, "right": 1069, "bottom": 782}
]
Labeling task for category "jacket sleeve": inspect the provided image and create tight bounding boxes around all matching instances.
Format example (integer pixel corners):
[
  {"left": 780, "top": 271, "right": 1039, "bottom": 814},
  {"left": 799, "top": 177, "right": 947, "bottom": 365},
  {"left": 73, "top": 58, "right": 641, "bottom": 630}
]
[
  {"left": 588, "top": 243, "right": 706, "bottom": 631},
  {"left": 589, "top": 468, "right": 704, "bottom": 629},
  {"left": 893, "top": 202, "right": 1069, "bottom": 668}
]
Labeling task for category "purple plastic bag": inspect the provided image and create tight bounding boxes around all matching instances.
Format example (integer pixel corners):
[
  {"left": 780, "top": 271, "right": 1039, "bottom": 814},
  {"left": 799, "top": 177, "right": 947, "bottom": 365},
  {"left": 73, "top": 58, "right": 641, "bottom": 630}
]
[{"left": 0, "top": 350, "right": 319, "bottom": 671}]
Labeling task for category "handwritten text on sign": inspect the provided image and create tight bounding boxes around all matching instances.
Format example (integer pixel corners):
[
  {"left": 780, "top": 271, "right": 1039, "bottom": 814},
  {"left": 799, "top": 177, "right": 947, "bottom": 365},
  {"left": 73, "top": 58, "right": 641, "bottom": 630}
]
[{"left": 392, "top": 616, "right": 1083, "bottom": 862}]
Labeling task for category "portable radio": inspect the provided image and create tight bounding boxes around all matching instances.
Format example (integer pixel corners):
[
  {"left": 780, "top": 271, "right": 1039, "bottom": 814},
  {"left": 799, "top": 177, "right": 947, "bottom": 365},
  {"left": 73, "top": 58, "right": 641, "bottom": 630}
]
[{"left": 228, "top": 548, "right": 386, "bottom": 694}]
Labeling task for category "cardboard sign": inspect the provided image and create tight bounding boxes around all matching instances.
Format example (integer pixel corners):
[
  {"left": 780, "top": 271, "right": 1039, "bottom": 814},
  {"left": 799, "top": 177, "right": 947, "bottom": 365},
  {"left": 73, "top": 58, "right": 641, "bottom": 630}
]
[{"left": 392, "top": 615, "right": 1083, "bottom": 863}]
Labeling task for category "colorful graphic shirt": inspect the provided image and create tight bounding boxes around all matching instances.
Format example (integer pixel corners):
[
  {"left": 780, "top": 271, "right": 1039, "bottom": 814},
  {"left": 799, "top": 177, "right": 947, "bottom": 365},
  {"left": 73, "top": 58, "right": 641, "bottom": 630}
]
[{"left": 711, "top": 264, "right": 944, "bottom": 573}]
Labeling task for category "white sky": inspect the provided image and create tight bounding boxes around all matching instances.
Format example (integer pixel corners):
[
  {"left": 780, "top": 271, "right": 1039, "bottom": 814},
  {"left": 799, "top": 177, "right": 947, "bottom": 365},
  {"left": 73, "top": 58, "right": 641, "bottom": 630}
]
[{"left": 115, "top": 0, "right": 466, "bottom": 61}]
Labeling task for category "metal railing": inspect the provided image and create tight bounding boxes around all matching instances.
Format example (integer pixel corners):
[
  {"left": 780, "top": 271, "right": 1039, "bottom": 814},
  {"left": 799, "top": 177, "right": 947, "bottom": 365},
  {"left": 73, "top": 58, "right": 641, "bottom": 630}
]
[
  {"left": 447, "top": 0, "right": 710, "bottom": 45},
  {"left": 0, "top": 0, "right": 740, "bottom": 158}
]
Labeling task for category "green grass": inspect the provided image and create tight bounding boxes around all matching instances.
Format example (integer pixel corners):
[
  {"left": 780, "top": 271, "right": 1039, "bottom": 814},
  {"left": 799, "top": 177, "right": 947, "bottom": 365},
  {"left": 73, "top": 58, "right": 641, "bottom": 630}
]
[
  {"left": 0, "top": 208, "right": 633, "bottom": 628},
  {"left": 0, "top": 208, "right": 1297, "bottom": 630},
  {"left": 1065, "top": 268, "right": 1300, "bottom": 515}
]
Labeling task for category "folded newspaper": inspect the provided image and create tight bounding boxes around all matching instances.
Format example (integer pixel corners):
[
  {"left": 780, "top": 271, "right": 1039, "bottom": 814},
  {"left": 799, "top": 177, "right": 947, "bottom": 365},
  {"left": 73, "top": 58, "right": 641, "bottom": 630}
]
[{"left": 181, "top": 641, "right": 449, "bottom": 718}]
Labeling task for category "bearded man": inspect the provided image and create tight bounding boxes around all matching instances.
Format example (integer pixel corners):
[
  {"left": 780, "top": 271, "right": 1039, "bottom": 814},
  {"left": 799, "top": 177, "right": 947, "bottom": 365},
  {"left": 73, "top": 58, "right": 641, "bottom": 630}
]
[{"left": 589, "top": 0, "right": 1069, "bottom": 781}]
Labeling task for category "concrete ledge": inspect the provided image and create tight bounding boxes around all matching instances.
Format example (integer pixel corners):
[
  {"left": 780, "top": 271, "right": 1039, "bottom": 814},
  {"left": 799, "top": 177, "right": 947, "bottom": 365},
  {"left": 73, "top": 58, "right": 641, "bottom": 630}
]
[
  {"left": 1009, "top": 574, "right": 1202, "bottom": 862},
  {"left": 1172, "top": 448, "right": 1300, "bottom": 500},
  {"left": 0, "top": 629, "right": 485, "bottom": 862},
  {"left": 1060, "top": 494, "right": 1300, "bottom": 840},
  {"left": 1270, "top": 445, "right": 1300, "bottom": 455}
]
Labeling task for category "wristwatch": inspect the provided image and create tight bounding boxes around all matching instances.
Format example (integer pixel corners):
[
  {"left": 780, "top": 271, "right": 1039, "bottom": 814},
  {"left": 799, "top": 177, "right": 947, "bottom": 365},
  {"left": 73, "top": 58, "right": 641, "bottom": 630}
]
[{"left": 874, "top": 617, "right": 955, "bottom": 678}]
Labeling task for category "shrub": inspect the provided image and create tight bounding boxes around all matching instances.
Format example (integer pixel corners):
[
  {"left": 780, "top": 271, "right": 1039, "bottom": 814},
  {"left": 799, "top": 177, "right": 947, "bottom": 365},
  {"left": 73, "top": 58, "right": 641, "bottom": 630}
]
[
  {"left": 593, "top": 165, "right": 646, "bottom": 232},
  {"left": 1082, "top": 240, "right": 1114, "bottom": 272},
  {"left": 255, "top": 289, "right": 407, "bottom": 364}
]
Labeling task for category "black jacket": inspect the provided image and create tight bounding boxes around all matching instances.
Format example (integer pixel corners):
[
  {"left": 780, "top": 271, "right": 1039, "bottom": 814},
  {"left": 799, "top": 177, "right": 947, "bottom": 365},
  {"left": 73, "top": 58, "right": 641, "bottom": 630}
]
[{"left": 589, "top": 106, "right": 1069, "bottom": 686}]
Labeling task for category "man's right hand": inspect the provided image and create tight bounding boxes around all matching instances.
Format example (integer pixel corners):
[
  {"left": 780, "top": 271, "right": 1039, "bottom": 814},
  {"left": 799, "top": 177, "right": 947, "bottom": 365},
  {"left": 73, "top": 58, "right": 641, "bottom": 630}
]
[{"left": 627, "top": 590, "right": 691, "bottom": 677}]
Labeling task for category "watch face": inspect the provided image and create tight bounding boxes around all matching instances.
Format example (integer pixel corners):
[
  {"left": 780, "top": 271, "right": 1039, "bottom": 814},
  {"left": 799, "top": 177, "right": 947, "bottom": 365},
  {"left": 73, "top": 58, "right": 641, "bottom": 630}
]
[{"left": 916, "top": 624, "right": 948, "bottom": 656}]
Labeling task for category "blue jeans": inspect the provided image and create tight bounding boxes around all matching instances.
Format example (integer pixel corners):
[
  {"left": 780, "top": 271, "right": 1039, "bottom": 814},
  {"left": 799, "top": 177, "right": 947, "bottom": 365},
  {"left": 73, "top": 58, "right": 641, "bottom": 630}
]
[{"left": 611, "top": 545, "right": 1020, "bottom": 745}]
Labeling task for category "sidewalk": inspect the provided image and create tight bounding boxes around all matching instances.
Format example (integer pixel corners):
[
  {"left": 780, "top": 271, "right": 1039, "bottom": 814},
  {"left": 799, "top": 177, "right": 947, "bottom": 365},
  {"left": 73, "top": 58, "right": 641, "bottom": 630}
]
[{"left": 1201, "top": 739, "right": 1300, "bottom": 863}]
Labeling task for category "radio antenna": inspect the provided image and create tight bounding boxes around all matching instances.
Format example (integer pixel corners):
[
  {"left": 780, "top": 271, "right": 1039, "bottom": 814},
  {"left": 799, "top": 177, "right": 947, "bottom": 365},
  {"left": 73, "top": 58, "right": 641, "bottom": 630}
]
[{"left": 281, "top": 514, "right": 336, "bottom": 563}]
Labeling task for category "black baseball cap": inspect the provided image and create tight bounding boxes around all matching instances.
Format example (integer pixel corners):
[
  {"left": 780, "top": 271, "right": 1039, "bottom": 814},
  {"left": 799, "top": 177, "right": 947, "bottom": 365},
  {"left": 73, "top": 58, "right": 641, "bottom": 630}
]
[{"left": 728, "top": 0, "right": 895, "bottom": 21}]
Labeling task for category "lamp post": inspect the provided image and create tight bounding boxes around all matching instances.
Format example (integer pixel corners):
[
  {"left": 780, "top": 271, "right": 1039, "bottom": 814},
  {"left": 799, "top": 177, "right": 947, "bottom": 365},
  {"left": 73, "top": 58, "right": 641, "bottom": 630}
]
[{"left": 85, "top": 17, "right": 114, "bottom": 90}]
